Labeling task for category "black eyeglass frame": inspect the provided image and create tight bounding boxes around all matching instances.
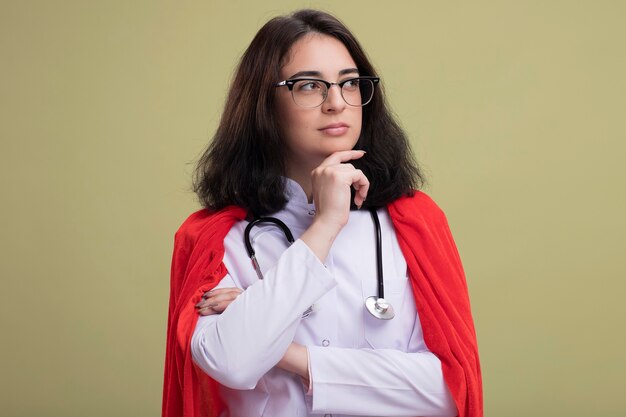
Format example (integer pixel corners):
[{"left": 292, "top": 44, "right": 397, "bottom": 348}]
[{"left": 275, "top": 76, "right": 380, "bottom": 107}]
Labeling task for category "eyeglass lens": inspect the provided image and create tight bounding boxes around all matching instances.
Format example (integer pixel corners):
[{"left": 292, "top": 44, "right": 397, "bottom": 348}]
[{"left": 291, "top": 78, "right": 375, "bottom": 108}]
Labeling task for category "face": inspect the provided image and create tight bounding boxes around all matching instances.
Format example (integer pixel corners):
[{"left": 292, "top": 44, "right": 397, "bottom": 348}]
[{"left": 276, "top": 34, "right": 362, "bottom": 176}]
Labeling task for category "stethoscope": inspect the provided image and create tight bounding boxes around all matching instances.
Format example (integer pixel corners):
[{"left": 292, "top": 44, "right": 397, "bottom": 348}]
[{"left": 243, "top": 208, "right": 395, "bottom": 320}]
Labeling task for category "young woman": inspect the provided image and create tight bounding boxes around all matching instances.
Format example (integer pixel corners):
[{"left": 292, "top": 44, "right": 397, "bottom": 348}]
[{"left": 163, "top": 9, "right": 482, "bottom": 417}]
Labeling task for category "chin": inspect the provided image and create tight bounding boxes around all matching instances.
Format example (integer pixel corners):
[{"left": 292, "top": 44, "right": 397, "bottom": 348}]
[
  {"left": 321, "top": 145, "right": 357, "bottom": 156},
  {"left": 325, "top": 136, "right": 359, "bottom": 150}
]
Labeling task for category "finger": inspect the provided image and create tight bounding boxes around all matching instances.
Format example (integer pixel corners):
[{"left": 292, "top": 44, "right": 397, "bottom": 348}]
[
  {"left": 350, "top": 169, "right": 370, "bottom": 207},
  {"left": 199, "top": 296, "right": 236, "bottom": 313},
  {"left": 197, "top": 306, "right": 219, "bottom": 316},
  {"left": 197, "top": 290, "right": 242, "bottom": 309},
  {"left": 196, "top": 294, "right": 239, "bottom": 310},
  {"left": 203, "top": 287, "right": 242, "bottom": 297},
  {"left": 206, "top": 300, "right": 230, "bottom": 313},
  {"left": 319, "top": 150, "right": 366, "bottom": 167},
  {"left": 202, "top": 287, "right": 242, "bottom": 299},
  {"left": 334, "top": 163, "right": 355, "bottom": 170},
  {"left": 196, "top": 292, "right": 240, "bottom": 315}
]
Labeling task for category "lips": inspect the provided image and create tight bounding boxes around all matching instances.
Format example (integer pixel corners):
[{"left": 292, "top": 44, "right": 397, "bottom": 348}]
[{"left": 319, "top": 122, "right": 349, "bottom": 136}]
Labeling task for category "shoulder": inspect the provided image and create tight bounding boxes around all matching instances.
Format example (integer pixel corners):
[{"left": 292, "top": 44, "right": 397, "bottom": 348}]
[
  {"left": 388, "top": 190, "right": 446, "bottom": 223},
  {"left": 175, "top": 206, "right": 248, "bottom": 246}
]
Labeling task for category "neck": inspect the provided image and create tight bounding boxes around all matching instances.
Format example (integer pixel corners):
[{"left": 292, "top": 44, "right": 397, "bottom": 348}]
[
  {"left": 286, "top": 170, "right": 313, "bottom": 203},
  {"left": 285, "top": 161, "right": 317, "bottom": 203}
]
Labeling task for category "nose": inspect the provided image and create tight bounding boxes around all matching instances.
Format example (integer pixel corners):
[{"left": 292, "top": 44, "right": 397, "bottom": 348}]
[{"left": 321, "top": 84, "right": 345, "bottom": 113}]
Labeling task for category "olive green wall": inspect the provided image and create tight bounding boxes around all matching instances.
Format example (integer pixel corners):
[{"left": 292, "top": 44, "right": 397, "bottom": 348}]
[{"left": 1, "top": 1, "right": 625, "bottom": 416}]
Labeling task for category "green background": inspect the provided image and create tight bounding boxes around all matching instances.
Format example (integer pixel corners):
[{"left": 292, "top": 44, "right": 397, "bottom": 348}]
[{"left": 1, "top": 1, "right": 625, "bottom": 416}]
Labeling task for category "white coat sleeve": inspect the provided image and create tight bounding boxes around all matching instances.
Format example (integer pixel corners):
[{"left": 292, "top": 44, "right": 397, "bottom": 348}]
[
  {"left": 191, "top": 239, "right": 336, "bottom": 390},
  {"left": 307, "top": 346, "right": 457, "bottom": 416}
]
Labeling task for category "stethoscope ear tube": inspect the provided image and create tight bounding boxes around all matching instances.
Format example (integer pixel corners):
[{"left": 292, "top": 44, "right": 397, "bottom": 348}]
[
  {"left": 244, "top": 216, "right": 295, "bottom": 259},
  {"left": 244, "top": 215, "right": 309, "bottom": 317}
]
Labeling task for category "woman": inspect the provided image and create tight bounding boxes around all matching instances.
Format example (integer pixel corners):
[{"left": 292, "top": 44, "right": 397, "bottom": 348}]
[{"left": 163, "top": 9, "right": 482, "bottom": 417}]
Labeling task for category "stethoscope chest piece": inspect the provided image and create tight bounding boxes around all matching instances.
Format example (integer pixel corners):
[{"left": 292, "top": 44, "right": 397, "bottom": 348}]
[{"left": 365, "top": 296, "right": 395, "bottom": 320}]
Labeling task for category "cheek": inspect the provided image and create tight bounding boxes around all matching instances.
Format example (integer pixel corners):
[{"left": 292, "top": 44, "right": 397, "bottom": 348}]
[
  {"left": 280, "top": 112, "right": 307, "bottom": 140},
  {"left": 275, "top": 97, "right": 297, "bottom": 139},
  {"left": 281, "top": 107, "right": 314, "bottom": 138},
  {"left": 353, "top": 109, "right": 363, "bottom": 139}
]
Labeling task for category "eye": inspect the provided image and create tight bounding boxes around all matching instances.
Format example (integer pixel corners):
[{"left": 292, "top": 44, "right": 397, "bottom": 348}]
[
  {"left": 342, "top": 78, "right": 360, "bottom": 91},
  {"left": 294, "top": 80, "right": 323, "bottom": 92}
]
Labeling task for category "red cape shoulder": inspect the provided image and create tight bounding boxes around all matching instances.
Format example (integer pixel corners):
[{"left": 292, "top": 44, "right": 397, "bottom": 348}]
[
  {"left": 390, "top": 190, "right": 447, "bottom": 222},
  {"left": 175, "top": 206, "right": 247, "bottom": 244}
]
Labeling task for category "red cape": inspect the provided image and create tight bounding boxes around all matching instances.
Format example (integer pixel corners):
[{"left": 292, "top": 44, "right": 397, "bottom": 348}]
[{"left": 162, "top": 192, "right": 482, "bottom": 417}]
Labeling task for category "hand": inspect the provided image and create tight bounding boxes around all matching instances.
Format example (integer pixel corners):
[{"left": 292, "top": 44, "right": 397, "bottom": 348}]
[
  {"left": 300, "top": 150, "right": 370, "bottom": 262},
  {"left": 277, "top": 343, "right": 310, "bottom": 389},
  {"left": 310, "top": 150, "right": 370, "bottom": 230},
  {"left": 195, "top": 287, "right": 243, "bottom": 316}
]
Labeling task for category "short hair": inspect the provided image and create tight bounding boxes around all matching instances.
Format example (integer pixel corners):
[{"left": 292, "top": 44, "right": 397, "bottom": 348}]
[{"left": 193, "top": 9, "right": 425, "bottom": 215}]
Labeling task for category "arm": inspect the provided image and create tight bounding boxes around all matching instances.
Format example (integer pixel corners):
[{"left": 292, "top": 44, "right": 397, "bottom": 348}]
[
  {"left": 251, "top": 150, "right": 370, "bottom": 389},
  {"left": 193, "top": 150, "right": 374, "bottom": 390},
  {"left": 276, "top": 203, "right": 459, "bottom": 415},
  {"left": 276, "top": 315, "right": 456, "bottom": 416},
  {"left": 306, "top": 347, "right": 457, "bottom": 416},
  {"left": 190, "top": 239, "right": 335, "bottom": 390}
]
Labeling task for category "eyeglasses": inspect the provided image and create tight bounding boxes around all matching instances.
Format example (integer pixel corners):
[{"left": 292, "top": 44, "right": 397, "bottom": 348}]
[{"left": 275, "top": 76, "right": 380, "bottom": 108}]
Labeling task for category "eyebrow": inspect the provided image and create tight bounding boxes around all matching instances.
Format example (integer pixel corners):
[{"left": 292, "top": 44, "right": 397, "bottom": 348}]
[{"left": 287, "top": 68, "right": 359, "bottom": 79}]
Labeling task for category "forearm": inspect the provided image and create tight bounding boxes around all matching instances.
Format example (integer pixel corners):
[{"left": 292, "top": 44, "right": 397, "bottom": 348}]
[
  {"left": 307, "top": 347, "right": 457, "bottom": 416},
  {"left": 299, "top": 219, "right": 341, "bottom": 263},
  {"left": 277, "top": 343, "right": 310, "bottom": 390},
  {"left": 191, "top": 240, "right": 336, "bottom": 389}
]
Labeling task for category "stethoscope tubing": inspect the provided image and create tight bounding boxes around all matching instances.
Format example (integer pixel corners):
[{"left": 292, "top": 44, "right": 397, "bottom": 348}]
[
  {"left": 244, "top": 216, "right": 295, "bottom": 281},
  {"left": 369, "top": 208, "right": 384, "bottom": 300},
  {"left": 243, "top": 208, "right": 394, "bottom": 320},
  {"left": 244, "top": 216, "right": 295, "bottom": 258}
]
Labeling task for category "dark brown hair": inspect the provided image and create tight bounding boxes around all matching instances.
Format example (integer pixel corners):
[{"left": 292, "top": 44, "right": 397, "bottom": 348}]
[{"left": 193, "top": 9, "right": 424, "bottom": 215}]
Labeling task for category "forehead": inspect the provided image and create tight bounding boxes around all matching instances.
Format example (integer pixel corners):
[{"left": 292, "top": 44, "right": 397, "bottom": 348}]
[{"left": 280, "top": 33, "right": 357, "bottom": 78}]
